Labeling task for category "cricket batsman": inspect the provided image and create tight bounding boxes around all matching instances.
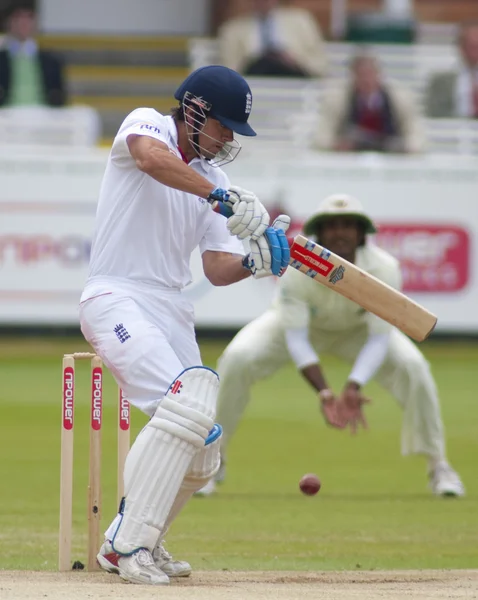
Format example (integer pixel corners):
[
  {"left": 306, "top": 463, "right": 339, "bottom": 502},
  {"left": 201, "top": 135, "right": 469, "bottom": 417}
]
[
  {"left": 197, "top": 194, "right": 465, "bottom": 498},
  {"left": 78, "top": 65, "right": 290, "bottom": 585}
]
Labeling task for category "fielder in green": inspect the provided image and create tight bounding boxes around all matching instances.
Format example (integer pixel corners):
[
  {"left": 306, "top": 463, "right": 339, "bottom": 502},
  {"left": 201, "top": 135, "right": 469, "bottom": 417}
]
[{"left": 197, "top": 194, "right": 465, "bottom": 498}]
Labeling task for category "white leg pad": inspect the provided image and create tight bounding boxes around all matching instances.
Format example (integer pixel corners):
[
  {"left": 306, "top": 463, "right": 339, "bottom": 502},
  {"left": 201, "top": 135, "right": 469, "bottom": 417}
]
[
  {"left": 112, "top": 367, "right": 218, "bottom": 554},
  {"left": 161, "top": 431, "right": 222, "bottom": 537}
]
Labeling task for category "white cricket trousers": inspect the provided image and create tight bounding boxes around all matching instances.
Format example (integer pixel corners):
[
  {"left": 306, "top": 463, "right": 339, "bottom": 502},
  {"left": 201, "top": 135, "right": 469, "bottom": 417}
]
[
  {"left": 79, "top": 287, "right": 202, "bottom": 417},
  {"left": 216, "top": 309, "right": 446, "bottom": 459},
  {"left": 80, "top": 286, "right": 220, "bottom": 550}
]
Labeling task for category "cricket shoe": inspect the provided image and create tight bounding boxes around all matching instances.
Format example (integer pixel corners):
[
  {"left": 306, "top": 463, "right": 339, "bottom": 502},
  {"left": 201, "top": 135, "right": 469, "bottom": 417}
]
[
  {"left": 153, "top": 542, "right": 192, "bottom": 577},
  {"left": 97, "top": 539, "right": 189, "bottom": 578},
  {"left": 97, "top": 543, "right": 169, "bottom": 585},
  {"left": 429, "top": 462, "right": 465, "bottom": 497},
  {"left": 117, "top": 549, "right": 170, "bottom": 585}
]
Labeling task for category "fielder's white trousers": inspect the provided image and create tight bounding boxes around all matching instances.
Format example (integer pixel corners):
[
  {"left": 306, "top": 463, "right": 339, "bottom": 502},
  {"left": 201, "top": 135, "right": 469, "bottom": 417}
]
[{"left": 216, "top": 309, "right": 445, "bottom": 459}]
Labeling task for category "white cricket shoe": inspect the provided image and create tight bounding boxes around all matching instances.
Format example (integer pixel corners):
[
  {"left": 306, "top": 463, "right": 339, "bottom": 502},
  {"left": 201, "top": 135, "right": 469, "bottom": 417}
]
[
  {"left": 117, "top": 548, "right": 170, "bottom": 585},
  {"left": 429, "top": 462, "right": 465, "bottom": 497},
  {"left": 194, "top": 478, "right": 217, "bottom": 497},
  {"left": 153, "top": 542, "right": 191, "bottom": 577},
  {"left": 97, "top": 539, "right": 189, "bottom": 579}
]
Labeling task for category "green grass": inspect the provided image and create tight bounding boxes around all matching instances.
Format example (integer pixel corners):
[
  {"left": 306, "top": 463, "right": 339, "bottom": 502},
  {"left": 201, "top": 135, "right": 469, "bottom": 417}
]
[{"left": 0, "top": 337, "right": 477, "bottom": 572}]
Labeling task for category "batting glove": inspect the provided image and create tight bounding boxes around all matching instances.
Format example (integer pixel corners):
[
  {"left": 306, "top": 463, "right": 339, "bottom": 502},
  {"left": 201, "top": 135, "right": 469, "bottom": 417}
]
[
  {"left": 207, "top": 185, "right": 270, "bottom": 241},
  {"left": 244, "top": 215, "right": 291, "bottom": 278}
]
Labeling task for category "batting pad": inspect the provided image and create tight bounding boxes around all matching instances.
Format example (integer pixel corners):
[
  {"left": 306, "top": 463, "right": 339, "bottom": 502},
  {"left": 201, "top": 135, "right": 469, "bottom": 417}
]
[
  {"left": 160, "top": 425, "right": 223, "bottom": 538},
  {"left": 112, "top": 367, "right": 219, "bottom": 554}
]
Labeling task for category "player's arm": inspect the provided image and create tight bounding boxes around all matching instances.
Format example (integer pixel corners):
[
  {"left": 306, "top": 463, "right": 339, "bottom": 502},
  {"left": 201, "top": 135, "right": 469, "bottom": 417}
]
[
  {"left": 346, "top": 330, "right": 391, "bottom": 392},
  {"left": 336, "top": 327, "right": 390, "bottom": 435},
  {"left": 202, "top": 251, "right": 251, "bottom": 286},
  {"left": 278, "top": 275, "right": 324, "bottom": 389},
  {"left": 339, "top": 260, "right": 402, "bottom": 432},
  {"left": 277, "top": 273, "right": 345, "bottom": 428},
  {"left": 202, "top": 213, "right": 291, "bottom": 284},
  {"left": 285, "top": 328, "right": 327, "bottom": 392},
  {"left": 127, "top": 134, "right": 215, "bottom": 198},
  {"left": 345, "top": 257, "right": 402, "bottom": 390},
  {"left": 285, "top": 328, "right": 345, "bottom": 429},
  {"left": 126, "top": 134, "right": 270, "bottom": 241}
]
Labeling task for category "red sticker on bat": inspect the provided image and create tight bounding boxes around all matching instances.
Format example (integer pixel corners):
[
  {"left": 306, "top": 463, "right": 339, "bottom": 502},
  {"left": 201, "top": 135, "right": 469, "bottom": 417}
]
[{"left": 290, "top": 242, "right": 334, "bottom": 276}]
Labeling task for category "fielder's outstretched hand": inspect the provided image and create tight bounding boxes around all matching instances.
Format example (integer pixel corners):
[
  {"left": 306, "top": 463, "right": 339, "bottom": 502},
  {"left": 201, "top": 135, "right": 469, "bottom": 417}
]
[
  {"left": 319, "top": 389, "right": 347, "bottom": 429},
  {"left": 244, "top": 215, "right": 291, "bottom": 278},
  {"left": 337, "top": 384, "right": 371, "bottom": 435},
  {"left": 207, "top": 185, "right": 270, "bottom": 240}
]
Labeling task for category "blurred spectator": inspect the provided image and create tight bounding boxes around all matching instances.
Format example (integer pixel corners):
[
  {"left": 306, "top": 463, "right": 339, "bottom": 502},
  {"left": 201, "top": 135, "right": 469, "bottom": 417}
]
[
  {"left": 218, "top": 0, "right": 326, "bottom": 78},
  {"left": 0, "top": 2, "right": 67, "bottom": 107},
  {"left": 425, "top": 22, "right": 478, "bottom": 119},
  {"left": 314, "top": 52, "right": 424, "bottom": 153}
]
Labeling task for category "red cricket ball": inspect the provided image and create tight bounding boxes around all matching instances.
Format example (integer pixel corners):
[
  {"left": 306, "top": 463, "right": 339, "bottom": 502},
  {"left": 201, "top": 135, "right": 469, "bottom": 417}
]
[{"left": 299, "top": 473, "right": 321, "bottom": 496}]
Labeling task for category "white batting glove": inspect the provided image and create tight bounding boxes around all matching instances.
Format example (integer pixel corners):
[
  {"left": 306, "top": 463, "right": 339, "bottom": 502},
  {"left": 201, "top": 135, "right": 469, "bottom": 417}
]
[
  {"left": 225, "top": 185, "right": 270, "bottom": 241},
  {"left": 244, "top": 215, "right": 291, "bottom": 278}
]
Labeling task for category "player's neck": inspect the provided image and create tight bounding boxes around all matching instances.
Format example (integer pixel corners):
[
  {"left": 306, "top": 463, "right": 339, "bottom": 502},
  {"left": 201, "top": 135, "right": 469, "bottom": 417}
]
[{"left": 175, "top": 121, "right": 199, "bottom": 163}]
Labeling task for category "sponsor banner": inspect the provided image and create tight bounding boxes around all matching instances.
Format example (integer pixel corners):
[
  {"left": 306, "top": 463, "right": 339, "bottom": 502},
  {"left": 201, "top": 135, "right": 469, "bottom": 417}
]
[
  {"left": 374, "top": 224, "right": 470, "bottom": 293},
  {"left": 0, "top": 150, "right": 477, "bottom": 332}
]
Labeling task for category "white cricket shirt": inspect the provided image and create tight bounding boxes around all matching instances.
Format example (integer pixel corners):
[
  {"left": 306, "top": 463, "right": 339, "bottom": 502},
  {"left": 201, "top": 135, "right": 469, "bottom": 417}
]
[
  {"left": 274, "top": 244, "right": 402, "bottom": 335},
  {"left": 82, "top": 108, "right": 243, "bottom": 299}
]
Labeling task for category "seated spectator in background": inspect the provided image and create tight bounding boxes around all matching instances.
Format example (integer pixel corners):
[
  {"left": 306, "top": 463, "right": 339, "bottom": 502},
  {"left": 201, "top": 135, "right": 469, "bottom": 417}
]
[
  {"left": 314, "top": 52, "right": 424, "bottom": 153},
  {"left": 218, "top": 0, "right": 326, "bottom": 78},
  {"left": 425, "top": 22, "right": 478, "bottom": 119},
  {"left": 0, "top": 3, "right": 67, "bottom": 107}
]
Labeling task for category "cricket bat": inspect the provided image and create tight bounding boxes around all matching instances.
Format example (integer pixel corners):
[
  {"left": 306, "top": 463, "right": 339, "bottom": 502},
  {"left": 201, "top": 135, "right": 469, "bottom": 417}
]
[
  {"left": 289, "top": 235, "right": 437, "bottom": 342},
  {"left": 210, "top": 197, "right": 436, "bottom": 341}
]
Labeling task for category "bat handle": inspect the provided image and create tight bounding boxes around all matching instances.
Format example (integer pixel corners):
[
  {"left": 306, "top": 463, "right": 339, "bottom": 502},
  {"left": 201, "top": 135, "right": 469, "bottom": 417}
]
[
  {"left": 210, "top": 204, "right": 297, "bottom": 249},
  {"left": 208, "top": 189, "right": 237, "bottom": 218},
  {"left": 210, "top": 202, "right": 295, "bottom": 249},
  {"left": 211, "top": 199, "right": 234, "bottom": 218}
]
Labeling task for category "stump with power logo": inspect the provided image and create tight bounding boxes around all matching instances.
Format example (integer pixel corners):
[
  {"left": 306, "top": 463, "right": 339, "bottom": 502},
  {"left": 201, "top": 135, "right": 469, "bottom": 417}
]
[{"left": 59, "top": 352, "right": 131, "bottom": 571}]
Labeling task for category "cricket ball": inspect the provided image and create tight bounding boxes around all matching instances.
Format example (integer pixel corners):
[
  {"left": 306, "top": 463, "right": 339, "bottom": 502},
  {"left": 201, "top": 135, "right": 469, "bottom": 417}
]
[{"left": 299, "top": 473, "right": 321, "bottom": 496}]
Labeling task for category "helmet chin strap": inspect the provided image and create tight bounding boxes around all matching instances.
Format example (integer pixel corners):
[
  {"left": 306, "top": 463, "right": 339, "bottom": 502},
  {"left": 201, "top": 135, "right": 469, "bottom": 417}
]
[{"left": 191, "top": 130, "right": 204, "bottom": 159}]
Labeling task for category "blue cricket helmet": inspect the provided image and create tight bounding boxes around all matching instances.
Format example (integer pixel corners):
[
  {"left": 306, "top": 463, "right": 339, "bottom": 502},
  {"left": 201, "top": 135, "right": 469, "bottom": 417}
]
[{"left": 174, "top": 65, "right": 256, "bottom": 137}]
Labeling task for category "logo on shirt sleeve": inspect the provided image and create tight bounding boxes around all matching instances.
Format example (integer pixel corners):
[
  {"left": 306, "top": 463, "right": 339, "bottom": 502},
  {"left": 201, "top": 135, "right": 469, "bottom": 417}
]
[{"left": 140, "top": 123, "right": 161, "bottom": 135}]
